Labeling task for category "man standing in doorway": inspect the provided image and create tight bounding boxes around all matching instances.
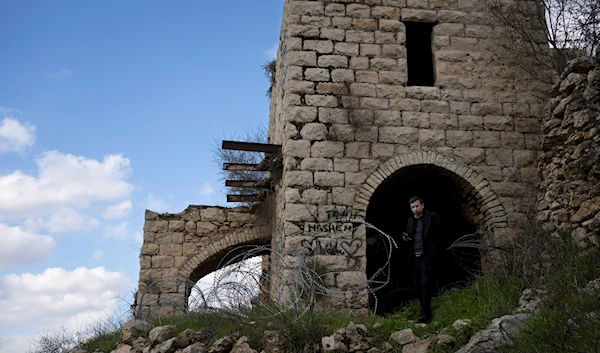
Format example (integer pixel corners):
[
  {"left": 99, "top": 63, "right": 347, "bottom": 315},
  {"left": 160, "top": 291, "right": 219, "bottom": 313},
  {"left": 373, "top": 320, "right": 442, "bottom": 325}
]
[{"left": 402, "top": 196, "right": 443, "bottom": 323}]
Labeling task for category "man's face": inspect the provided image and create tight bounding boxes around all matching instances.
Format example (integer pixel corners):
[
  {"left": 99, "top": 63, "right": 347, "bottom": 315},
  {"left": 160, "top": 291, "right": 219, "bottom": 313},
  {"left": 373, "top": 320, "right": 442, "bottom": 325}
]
[{"left": 410, "top": 200, "right": 424, "bottom": 217}]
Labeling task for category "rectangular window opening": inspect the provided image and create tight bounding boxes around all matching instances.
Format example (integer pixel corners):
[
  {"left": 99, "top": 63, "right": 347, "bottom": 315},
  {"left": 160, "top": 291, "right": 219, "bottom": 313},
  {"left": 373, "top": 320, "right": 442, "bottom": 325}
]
[{"left": 404, "top": 21, "right": 435, "bottom": 87}]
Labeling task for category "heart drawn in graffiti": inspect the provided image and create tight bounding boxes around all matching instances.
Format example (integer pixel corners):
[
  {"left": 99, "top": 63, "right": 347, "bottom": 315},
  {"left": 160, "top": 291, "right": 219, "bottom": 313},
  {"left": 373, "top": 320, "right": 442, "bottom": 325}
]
[
  {"left": 340, "top": 239, "right": 362, "bottom": 257},
  {"left": 301, "top": 238, "right": 321, "bottom": 255}
]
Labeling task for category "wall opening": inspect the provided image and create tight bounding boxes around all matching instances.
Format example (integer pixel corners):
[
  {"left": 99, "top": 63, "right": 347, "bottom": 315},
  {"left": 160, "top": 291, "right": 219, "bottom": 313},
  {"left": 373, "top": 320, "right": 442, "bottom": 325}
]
[
  {"left": 366, "top": 165, "right": 481, "bottom": 314},
  {"left": 404, "top": 21, "right": 435, "bottom": 87}
]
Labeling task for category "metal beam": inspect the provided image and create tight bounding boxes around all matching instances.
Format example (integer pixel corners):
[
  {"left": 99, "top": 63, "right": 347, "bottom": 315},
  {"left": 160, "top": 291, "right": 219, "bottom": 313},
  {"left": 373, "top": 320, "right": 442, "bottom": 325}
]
[
  {"left": 227, "top": 194, "right": 259, "bottom": 203},
  {"left": 223, "top": 163, "right": 262, "bottom": 171},
  {"left": 222, "top": 140, "right": 281, "bottom": 153},
  {"left": 225, "top": 180, "right": 264, "bottom": 188}
]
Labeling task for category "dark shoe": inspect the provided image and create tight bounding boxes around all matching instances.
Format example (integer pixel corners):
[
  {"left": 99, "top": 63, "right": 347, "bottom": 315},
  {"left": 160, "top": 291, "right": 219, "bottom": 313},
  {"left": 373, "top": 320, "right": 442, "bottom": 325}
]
[{"left": 417, "top": 314, "right": 431, "bottom": 323}]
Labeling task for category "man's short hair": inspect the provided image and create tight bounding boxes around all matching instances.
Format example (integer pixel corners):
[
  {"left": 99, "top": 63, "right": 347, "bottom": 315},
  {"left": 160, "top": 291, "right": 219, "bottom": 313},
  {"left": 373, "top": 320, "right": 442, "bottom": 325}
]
[{"left": 409, "top": 196, "right": 424, "bottom": 204}]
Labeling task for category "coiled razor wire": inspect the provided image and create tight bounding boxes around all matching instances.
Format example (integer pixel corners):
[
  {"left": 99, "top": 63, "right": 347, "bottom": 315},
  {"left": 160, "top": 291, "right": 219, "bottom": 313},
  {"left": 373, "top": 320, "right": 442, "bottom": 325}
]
[{"left": 137, "top": 220, "right": 401, "bottom": 320}]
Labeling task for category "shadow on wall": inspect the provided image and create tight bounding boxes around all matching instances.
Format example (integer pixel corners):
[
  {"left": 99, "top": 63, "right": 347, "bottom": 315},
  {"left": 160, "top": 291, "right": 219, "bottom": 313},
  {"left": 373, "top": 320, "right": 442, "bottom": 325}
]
[{"left": 366, "top": 165, "right": 480, "bottom": 314}]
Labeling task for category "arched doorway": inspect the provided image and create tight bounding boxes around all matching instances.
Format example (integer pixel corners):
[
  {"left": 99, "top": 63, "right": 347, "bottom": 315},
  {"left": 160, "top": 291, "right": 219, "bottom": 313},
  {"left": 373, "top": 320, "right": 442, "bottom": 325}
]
[{"left": 364, "top": 162, "right": 491, "bottom": 314}]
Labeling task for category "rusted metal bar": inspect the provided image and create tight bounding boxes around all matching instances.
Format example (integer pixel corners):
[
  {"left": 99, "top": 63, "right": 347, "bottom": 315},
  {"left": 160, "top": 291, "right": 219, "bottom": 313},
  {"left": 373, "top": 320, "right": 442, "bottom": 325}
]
[
  {"left": 227, "top": 194, "right": 259, "bottom": 202},
  {"left": 223, "top": 163, "right": 262, "bottom": 171},
  {"left": 222, "top": 140, "right": 282, "bottom": 153},
  {"left": 225, "top": 180, "right": 264, "bottom": 187}
]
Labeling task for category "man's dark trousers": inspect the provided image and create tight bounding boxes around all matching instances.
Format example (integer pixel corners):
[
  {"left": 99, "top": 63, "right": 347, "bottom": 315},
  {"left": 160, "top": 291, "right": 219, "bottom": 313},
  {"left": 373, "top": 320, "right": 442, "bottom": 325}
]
[{"left": 412, "top": 256, "right": 432, "bottom": 318}]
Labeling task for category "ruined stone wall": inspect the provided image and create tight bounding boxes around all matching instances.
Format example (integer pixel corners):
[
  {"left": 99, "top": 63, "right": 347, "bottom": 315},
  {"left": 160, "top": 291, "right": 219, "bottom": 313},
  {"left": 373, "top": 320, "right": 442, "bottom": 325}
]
[
  {"left": 137, "top": 206, "right": 270, "bottom": 318},
  {"left": 267, "top": 0, "right": 551, "bottom": 310},
  {"left": 538, "top": 56, "right": 600, "bottom": 246}
]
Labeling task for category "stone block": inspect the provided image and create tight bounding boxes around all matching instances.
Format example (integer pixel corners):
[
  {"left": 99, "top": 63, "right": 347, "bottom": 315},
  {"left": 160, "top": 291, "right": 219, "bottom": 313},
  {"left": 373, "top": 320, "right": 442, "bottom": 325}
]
[
  {"left": 430, "top": 113, "right": 458, "bottom": 128},
  {"left": 402, "top": 112, "right": 430, "bottom": 128},
  {"left": 374, "top": 110, "right": 401, "bottom": 125},
  {"left": 390, "top": 98, "right": 421, "bottom": 111},
  {"left": 289, "top": 1, "right": 325, "bottom": 16},
  {"left": 380, "top": 71, "right": 406, "bottom": 85},
  {"left": 483, "top": 115, "right": 514, "bottom": 131},
  {"left": 375, "top": 30, "right": 396, "bottom": 43},
  {"left": 305, "top": 68, "right": 330, "bottom": 82},
  {"left": 302, "top": 15, "right": 332, "bottom": 27},
  {"left": 372, "top": 6, "right": 400, "bottom": 19},
  {"left": 317, "top": 83, "right": 349, "bottom": 95},
  {"left": 513, "top": 150, "right": 536, "bottom": 167},
  {"left": 422, "top": 100, "right": 450, "bottom": 113},
  {"left": 288, "top": 25, "right": 320, "bottom": 38},
  {"left": 355, "top": 126, "right": 379, "bottom": 142},
  {"left": 356, "top": 70, "right": 379, "bottom": 83},
  {"left": 286, "top": 188, "right": 302, "bottom": 203},
  {"left": 321, "top": 28, "right": 345, "bottom": 42},
  {"left": 301, "top": 123, "right": 329, "bottom": 140},
  {"left": 315, "top": 172, "right": 345, "bottom": 187},
  {"left": 458, "top": 115, "right": 483, "bottom": 130},
  {"left": 332, "top": 16, "right": 353, "bottom": 29},
  {"left": 319, "top": 108, "right": 349, "bottom": 124},
  {"left": 514, "top": 118, "right": 540, "bottom": 133},
  {"left": 472, "top": 103, "right": 503, "bottom": 115},
  {"left": 196, "top": 222, "right": 218, "bottom": 235},
  {"left": 435, "top": 23, "right": 465, "bottom": 37},
  {"left": 350, "top": 56, "right": 370, "bottom": 70},
  {"left": 152, "top": 256, "right": 174, "bottom": 268},
  {"left": 473, "top": 131, "right": 501, "bottom": 147},
  {"left": 450, "top": 101, "right": 470, "bottom": 114},
  {"left": 350, "top": 83, "right": 377, "bottom": 97},
  {"left": 286, "top": 204, "right": 318, "bottom": 222},
  {"left": 349, "top": 109, "right": 374, "bottom": 125},
  {"left": 370, "top": 58, "right": 398, "bottom": 70},
  {"left": 301, "top": 158, "right": 334, "bottom": 171},
  {"left": 361, "top": 97, "right": 389, "bottom": 109},
  {"left": 306, "top": 95, "right": 339, "bottom": 107},
  {"left": 286, "top": 106, "right": 318, "bottom": 123},
  {"left": 376, "top": 84, "right": 404, "bottom": 98},
  {"left": 288, "top": 51, "right": 317, "bottom": 66},
  {"left": 353, "top": 18, "right": 378, "bottom": 31},
  {"left": 454, "top": 147, "right": 486, "bottom": 164},
  {"left": 160, "top": 244, "right": 182, "bottom": 257},
  {"left": 360, "top": 43, "right": 381, "bottom": 57},
  {"left": 144, "top": 221, "right": 168, "bottom": 233},
  {"left": 372, "top": 143, "right": 395, "bottom": 158},
  {"left": 286, "top": 80, "right": 315, "bottom": 94},
  {"left": 379, "top": 126, "right": 418, "bottom": 144},
  {"left": 168, "top": 221, "right": 185, "bottom": 232},
  {"left": 401, "top": 9, "right": 437, "bottom": 22},
  {"left": 332, "top": 187, "right": 356, "bottom": 206},
  {"left": 346, "top": 142, "right": 371, "bottom": 158},
  {"left": 379, "top": 19, "right": 404, "bottom": 32},
  {"left": 347, "top": 4, "right": 371, "bottom": 18},
  {"left": 301, "top": 189, "right": 329, "bottom": 204},
  {"left": 304, "top": 39, "right": 334, "bottom": 54},
  {"left": 419, "top": 129, "right": 445, "bottom": 146},
  {"left": 345, "top": 172, "right": 369, "bottom": 186},
  {"left": 201, "top": 208, "right": 225, "bottom": 223},
  {"left": 335, "top": 42, "right": 360, "bottom": 55},
  {"left": 446, "top": 130, "right": 473, "bottom": 147},
  {"left": 141, "top": 243, "right": 159, "bottom": 256},
  {"left": 312, "top": 141, "right": 345, "bottom": 157},
  {"left": 382, "top": 44, "right": 406, "bottom": 58},
  {"left": 329, "top": 124, "right": 355, "bottom": 141},
  {"left": 486, "top": 149, "right": 514, "bottom": 166},
  {"left": 285, "top": 139, "right": 311, "bottom": 157},
  {"left": 286, "top": 171, "right": 314, "bottom": 187},
  {"left": 325, "top": 3, "right": 345, "bottom": 16},
  {"left": 331, "top": 69, "right": 355, "bottom": 82},
  {"left": 318, "top": 55, "right": 349, "bottom": 68},
  {"left": 405, "top": 86, "right": 440, "bottom": 100},
  {"left": 500, "top": 132, "right": 525, "bottom": 148},
  {"left": 437, "top": 10, "right": 469, "bottom": 23},
  {"left": 346, "top": 30, "right": 375, "bottom": 43},
  {"left": 334, "top": 158, "right": 360, "bottom": 172}
]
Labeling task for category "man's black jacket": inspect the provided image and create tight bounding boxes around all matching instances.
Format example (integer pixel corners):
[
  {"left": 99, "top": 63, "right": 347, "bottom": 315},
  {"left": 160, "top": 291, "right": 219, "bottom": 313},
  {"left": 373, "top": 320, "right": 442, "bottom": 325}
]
[{"left": 406, "top": 209, "right": 443, "bottom": 270}]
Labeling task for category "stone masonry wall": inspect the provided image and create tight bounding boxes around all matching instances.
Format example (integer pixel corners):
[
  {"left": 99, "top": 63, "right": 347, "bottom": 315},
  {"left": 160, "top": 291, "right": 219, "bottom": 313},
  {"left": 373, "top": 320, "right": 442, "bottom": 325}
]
[
  {"left": 267, "top": 0, "right": 551, "bottom": 309},
  {"left": 137, "top": 205, "right": 270, "bottom": 318},
  {"left": 538, "top": 56, "right": 600, "bottom": 246}
]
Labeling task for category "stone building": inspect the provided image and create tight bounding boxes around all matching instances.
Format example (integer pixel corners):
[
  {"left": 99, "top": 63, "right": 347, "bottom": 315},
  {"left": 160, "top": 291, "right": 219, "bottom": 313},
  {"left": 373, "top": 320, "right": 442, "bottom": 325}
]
[{"left": 137, "top": 0, "right": 552, "bottom": 317}]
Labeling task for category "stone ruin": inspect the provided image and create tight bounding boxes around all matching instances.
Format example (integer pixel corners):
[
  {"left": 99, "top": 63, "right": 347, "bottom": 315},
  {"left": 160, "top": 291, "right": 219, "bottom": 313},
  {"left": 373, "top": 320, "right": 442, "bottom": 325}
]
[{"left": 136, "top": 0, "right": 599, "bottom": 318}]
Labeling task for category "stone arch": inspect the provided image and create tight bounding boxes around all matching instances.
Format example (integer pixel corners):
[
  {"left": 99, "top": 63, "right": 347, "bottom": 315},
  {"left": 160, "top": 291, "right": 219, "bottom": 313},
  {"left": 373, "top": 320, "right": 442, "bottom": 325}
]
[{"left": 353, "top": 151, "right": 506, "bottom": 231}]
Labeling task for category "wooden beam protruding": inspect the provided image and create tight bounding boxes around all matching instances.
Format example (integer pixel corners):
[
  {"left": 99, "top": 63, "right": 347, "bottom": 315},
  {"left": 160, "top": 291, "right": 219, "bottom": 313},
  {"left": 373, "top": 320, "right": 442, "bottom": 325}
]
[
  {"left": 227, "top": 194, "right": 259, "bottom": 203},
  {"left": 222, "top": 140, "right": 282, "bottom": 154},
  {"left": 223, "top": 163, "right": 262, "bottom": 171},
  {"left": 225, "top": 180, "right": 264, "bottom": 188}
]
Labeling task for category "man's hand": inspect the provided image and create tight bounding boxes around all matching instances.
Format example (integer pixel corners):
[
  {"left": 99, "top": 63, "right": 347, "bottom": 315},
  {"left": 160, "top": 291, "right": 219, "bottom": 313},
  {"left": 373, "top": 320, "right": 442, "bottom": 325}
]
[{"left": 402, "top": 232, "right": 411, "bottom": 241}]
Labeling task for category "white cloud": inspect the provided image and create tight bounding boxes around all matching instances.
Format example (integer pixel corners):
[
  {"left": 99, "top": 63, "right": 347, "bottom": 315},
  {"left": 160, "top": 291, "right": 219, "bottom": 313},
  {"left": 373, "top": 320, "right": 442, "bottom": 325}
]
[
  {"left": 0, "top": 151, "right": 133, "bottom": 220},
  {"left": 0, "top": 224, "right": 55, "bottom": 270},
  {"left": 146, "top": 193, "right": 169, "bottom": 213},
  {"left": 103, "top": 200, "right": 132, "bottom": 220},
  {"left": 92, "top": 249, "right": 104, "bottom": 260},
  {"left": 45, "top": 68, "right": 73, "bottom": 78},
  {"left": 24, "top": 207, "right": 101, "bottom": 234},
  {"left": 0, "top": 267, "right": 130, "bottom": 331},
  {"left": 104, "top": 221, "right": 129, "bottom": 240},
  {"left": 0, "top": 118, "right": 36, "bottom": 153},
  {"left": 265, "top": 43, "right": 278, "bottom": 59},
  {"left": 134, "top": 231, "right": 143, "bottom": 244},
  {"left": 2, "top": 334, "right": 34, "bottom": 353},
  {"left": 199, "top": 182, "right": 215, "bottom": 196}
]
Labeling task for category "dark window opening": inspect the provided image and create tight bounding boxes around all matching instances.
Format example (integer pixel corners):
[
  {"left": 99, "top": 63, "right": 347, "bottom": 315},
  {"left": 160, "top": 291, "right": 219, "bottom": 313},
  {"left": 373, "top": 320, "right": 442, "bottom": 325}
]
[{"left": 404, "top": 21, "right": 435, "bottom": 87}]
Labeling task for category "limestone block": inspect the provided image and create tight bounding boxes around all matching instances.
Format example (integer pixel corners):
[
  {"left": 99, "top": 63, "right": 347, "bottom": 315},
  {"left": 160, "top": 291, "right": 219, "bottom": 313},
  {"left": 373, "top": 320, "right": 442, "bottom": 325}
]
[
  {"left": 458, "top": 115, "right": 483, "bottom": 130},
  {"left": 500, "top": 132, "right": 525, "bottom": 149},
  {"left": 435, "top": 23, "right": 465, "bottom": 37},
  {"left": 286, "top": 171, "right": 314, "bottom": 187},
  {"left": 356, "top": 71, "right": 379, "bottom": 83},
  {"left": 160, "top": 244, "right": 183, "bottom": 257},
  {"left": 379, "top": 126, "right": 418, "bottom": 144},
  {"left": 372, "top": 6, "right": 400, "bottom": 19},
  {"left": 571, "top": 197, "right": 600, "bottom": 222},
  {"left": 454, "top": 147, "right": 485, "bottom": 164},
  {"left": 379, "top": 19, "right": 404, "bottom": 32},
  {"left": 372, "top": 143, "right": 395, "bottom": 158},
  {"left": 401, "top": 9, "right": 437, "bottom": 22},
  {"left": 286, "top": 106, "right": 318, "bottom": 123},
  {"left": 346, "top": 142, "right": 371, "bottom": 158},
  {"left": 312, "top": 141, "right": 345, "bottom": 157},
  {"left": 382, "top": 44, "right": 406, "bottom": 58},
  {"left": 449, "top": 101, "right": 470, "bottom": 115},
  {"left": 201, "top": 208, "right": 225, "bottom": 222},
  {"left": 331, "top": 69, "right": 355, "bottom": 82},
  {"left": 346, "top": 30, "right": 375, "bottom": 43},
  {"left": 345, "top": 172, "right": 369, "bottom": 186},
  {"left": 143, "top": 231, "right": 155, "bottom": 243},
  {"left": 300, "top": 123, "right": 328, "bottom": 140},
  {"left": 473, "top": 131, "right": 501, "bottom": 147},
  {"left": 430, "top": 113, "right": 458, "bottom": 128},
  {"left": 288, "top": 51, "right": 317, "bottom": 66},
  {"left": 380, "top": 71, "right": 406, "bottom": 85},
  {"left": 354, "top": 126, "right": 379, "bottom": 142},
  {"left": 337, "top": 271, "right": 368, "bottom": 290},
  {"left": 347, "top": 4, "right": 371, "bottom": 18},
  {"left": 325, "top": 3, "right": 345, "bottom": 16},
  {"left": 349, "top": 109, "right": 374, "bottom": 125},
  {"left": 374, "top": 110, "right": 401, "bottom": 125},
  {"left": 360, "top": 43, "right": 381, "bottom": 57},
  {"left": 288, "top": 25, "right": 320, "bottom": 38},
  {"left": 184, "top": 221, "right": 196, "bottom": 234},
  {"left": 354, "top": 18, "right": 378, "bottom": 31},
  {"left": 285, "top": 123, "right": 298, "bottom": 139},
  {"left": 490, "top": 182, "right": 529, "bottom": 197},
  {"left": 227, "top": 212, "right": 254, "bottom": 222},
  {"left": 377, "top": 84, "right": 405, "bottom": 98},
  {"left": 514, "top": 117, "right": 540, "bottom": 133},
  {"left": 141, "top": 243, "right": 159, "bottom": 256},
  {"left": 334, "top": 158, "right": 360, "bottom": 173},
  {"left": 196, "top": 222, "right": 218, "bottom": 235},
  {"left": 513, "top": 150, "right": 536, "bottom": 168},
  {"left": 486, "top": 149, "right": 514, "bottom": 167},
  {"left": 329, "top": 124, "right": 355, "bottom": 141},
  {"left": 317, "top": 83, "right": 349, "bottom": 95},
  {"left": 350, "top": 83, "right": 377, "bottom": 97},
  {"left": 434, "top": 35, "right": 450, "bottom": 49},
  {"left": 332, "top": 187, "right": 356, "bottom": 206},
  {"left": 286, "top": 80, "right": 315, "bottom": 94},
  {"left": 407, "top": 0, "right": 428, "bottom": 8},
  {"left": 446, "top": 130, "right": 473, "bottom": 147},
  {"left": 361, "top": 97, "right": 389, "bottom": 110},
  {"left": 167, "top": 221, "right": 185, "bottom": 232},
  {"left": 335, "top": 42, "right": 360, "bottom": 56},
  {"left": 318, "top": 55, "right": 349, "bottom": 68},
  {"left": 289, "top": 1, "right": 325, "bottom": 16},
  {"left": 419, "top": 129, "right": 445, "bottom": 146},
  {"left": 321, "top": 28, "right": 346, "bottom": 41},
  {"left": 304, "top": 40, "right": 334, "bottom": 53},
  {"left": 437, "top": 10, "right": 469, "bottom": 23},
  {"left": 370, "top": 58, "right": 398, "bottom": 70},
  {"left": 286, "top": 188, "right": 302, "bottom": 203},
  {"left": 172, "top": 232, "right": 183, "bottom": 245},
  {"left": 332, "top": 17, "right": 353, "bottom": 29},
  {"left": 154, "top": 232, "right": 173, "bottom": 244},
  {"left": 483, "top": 115, "right": 514, "bottom": 131},
  {"left": 390, "top": 98, "right": 421, "bottom": 111},
  {"left": 525, "top": 134, "right": 541, "bottom": 149},
  {"left": 474, "top": 166, "right": 503, "bottom": 181},
  {"left": 306, "top": 94, "right": 339, "bottom": 107},
  {"left": 284, "top": 222, "right": 302, "bottom": 236},
  {"left": 302, "top": 189, "right": 329, "bottom": 204},
  {"left": 319, "top": 108, "right": 349, "bottom": 124},
  {"left": 285, "top": 140, "right": 311, "bottom": 159},
  {"left": 286, "top": 204, "right": 319, "bottom": 222},
  {"left": 472, "top": 103, "right": 503, "bottom": 115},
  {"left": 405, "top": 86, "right": 440, "bottom": 100},
  {"left": 305, "top": 68, "right": 330, "bottom": 82},
  {"left": 301, "top": 158, "right": 334, "bottom": 171},
  {"left": 152, "top": 256, "right": 174, "bottom": 268},
  {"left": 315, "top": 172, "right": 345, "bottom": 187},
  {"left": 375, "top": 30, "right": 396, "bottom": 44},
  {"left": 302, "top": 15, "right": 332, "bottom": 27},
  {"left": 350, "top": 56, "right": 370, "bottom": 70},
  {"left": 402, "top": 112, "right": 430, "bottom": 128},
  {"left": 286, "top": 38, "right": 303, "bottom": 52},
  {"left": 144, "top": 221, "right": 168, "bottom": 233}
]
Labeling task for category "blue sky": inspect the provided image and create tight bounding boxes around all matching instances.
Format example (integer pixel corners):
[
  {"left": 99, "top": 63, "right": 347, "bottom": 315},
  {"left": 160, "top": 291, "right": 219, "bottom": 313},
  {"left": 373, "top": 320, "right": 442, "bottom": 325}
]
[{"left": 0, "top": 1, "right": 282, "bottom": 351}]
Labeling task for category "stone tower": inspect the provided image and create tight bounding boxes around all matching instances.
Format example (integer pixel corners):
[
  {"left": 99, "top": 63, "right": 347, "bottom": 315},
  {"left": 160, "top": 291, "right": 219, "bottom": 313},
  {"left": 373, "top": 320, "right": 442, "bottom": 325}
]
[{"left": 265, "top": 0, "right": 550, "bottom": 311}]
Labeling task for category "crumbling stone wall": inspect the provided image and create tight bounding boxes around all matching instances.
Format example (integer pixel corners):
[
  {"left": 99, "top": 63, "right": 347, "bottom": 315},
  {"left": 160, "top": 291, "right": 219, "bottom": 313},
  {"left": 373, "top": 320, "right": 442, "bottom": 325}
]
[
  {"left": 137, "top": 205, "right": 270, "bottom": 318},
  {"left": 538, "top": 56, "right": 600, "bottom": 246},
  {"left": 266, "top": 0, "right": 550, "bottom": 309}
]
